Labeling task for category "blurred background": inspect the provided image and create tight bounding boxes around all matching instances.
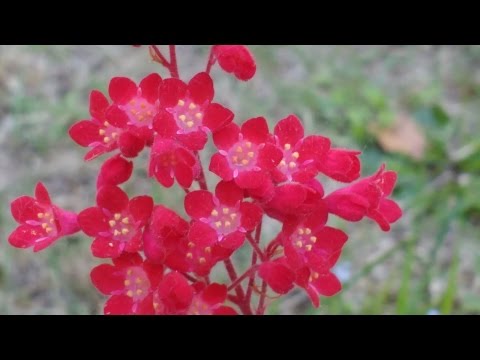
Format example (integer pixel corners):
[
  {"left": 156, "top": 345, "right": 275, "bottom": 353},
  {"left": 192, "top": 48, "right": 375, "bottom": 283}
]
[{"left": 1, "top": 45, "right": 479, "bottom": 315}]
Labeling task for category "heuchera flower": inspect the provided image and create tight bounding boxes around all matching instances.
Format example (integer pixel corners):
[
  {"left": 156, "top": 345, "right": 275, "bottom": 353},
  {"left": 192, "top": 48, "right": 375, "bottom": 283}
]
[
  {"left": 214, "top": 45, "right": 257, "bottom": 81},
  {"left": 69, "top": 90, "right": 128, "bottom": 161},
  {"left": 108, "top": 73, "right": 162, "bottom": 146},
  {"left": 96, "top": 154, "right": 133, "bottom": 189},
  {"left": 318, "top": 148, "right": 361, "bottom": 183},
  {"left": 188, "top": 283, "right": 237, "bottom": 315},
  {"left": 91, "top": 253, "right": 163, "bottom": 315},
  {"left": 154, "top": 72, "right": 234, "bottom": 151},
  {"left": 210, "top": 117, "right": 283, "bottom": 191},
  {"left": 184, "top": 181, "right": 263, "bottom": 250},
  {"left": 148, "top": 138, "right": 200, "bottom": 188},
  {"left": 325, "top": 164, "right": 402, "bottom": 231},
  {"left": 9, "top": 182, "right": 79, "bottom": 252},
  {"left": 78, "top": 185, "right": 153, "bottom": 258}
]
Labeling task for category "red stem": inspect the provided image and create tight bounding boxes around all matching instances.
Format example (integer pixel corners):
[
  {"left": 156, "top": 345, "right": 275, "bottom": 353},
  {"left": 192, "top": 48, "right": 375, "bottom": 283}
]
[
  {"left": 149, "top": 45, "right": 170, "bottom": 67},
  {"left": 224, "top": 259, "right": 251, "bottom": 315},
  {"left": 169, "top": 45, "right": 180, "bottom": 78},
  {"left": 246, "top": 233, "right": 265, "bottom": 261},
  {"left": 205, "top": 46, "right": 216, "bottom": 74},
  {"left": 246, "top": 220, "right": 263, "bottom": 306},
  {"left": 194, "top": 151, "right": 209, "bottom": 191},
  {"left": 256, "top": 281, "right": 268, "bottom": 315},
  {"left": 227, "top": 265, "right": 258, "bottom": 291}
]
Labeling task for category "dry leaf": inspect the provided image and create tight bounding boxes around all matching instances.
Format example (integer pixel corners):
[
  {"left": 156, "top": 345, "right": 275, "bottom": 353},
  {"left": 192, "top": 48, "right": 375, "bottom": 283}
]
[{"left": 369, "top": 114, "right": 427, "bottom": 160}]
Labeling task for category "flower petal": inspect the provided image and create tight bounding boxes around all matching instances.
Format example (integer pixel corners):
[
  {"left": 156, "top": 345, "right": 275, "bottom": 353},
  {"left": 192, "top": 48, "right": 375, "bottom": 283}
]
[
  {"left": 69, "top": 120, "right": 102, "bottom": 147},
  {"left": 274, "top": 114, "right": 304, "bottom": 146},
  {"left": 188, "top": 72, "right": 214, "bottom": 105},
  {"left": 209, "top": 153, "right": 233, "bottom": 181},
  {"left": 184, "top": 190, "right": 215, "bottom": 219},
  {"left": 215, "top": 181, "right": 244, "bottom": 206},
  {"left": 109, "top": 77, "right": 137, "bottom": 105},
  {"left": 89, "top": 90, "right": 109, "bottom": 119},
  {"left": 90, "top": 263, "right": 126, "bottom": 295},
  {"left": 129, "top": 196, "right": 154, "bottom": 223},
  {"left": 235, "top": 170, "right": 268, "bottom": 189},
  {"left": 241, "top": 117, "right": 269, "bottom": 144},
  {"left": 78, "top": 207, "right": 108, "bottom": 236},
  {"left": 259, "top": 261, "right": 295, "bottom": 295},
  {"left": 139, "top": 73, "right": 162, "bottom": 103},
  {"left": 239, "top": 202, "right": 263, "bottom": 231},
  {"left": 203, "top": 103, "right": 234, "bottom": 132},
  {"left": 96, "top": 185, "right": 129, "bottom": 213},
  {"left": 96, "top": 154, "right": 133, "bottom": 189},
  {"left": 153, "top": 110, "right": 178, "bottom": 139},
  {"left": 104, "top": 294, "right": 134, "bottom": 315},
  {"left": 212, "top": 123, "right": 240, "bottom": 150},
  {"left": 118, "top": 131, "right": 145, "bottom": 158},
  {"left": 8, "top": 224, "right": 45, "bottom": 249},
  {"left": 11, "top": 196, "right": 43, "bottom": 224},
  {"left": 159, "top": 78, "right": 187, "bottom": 108}
]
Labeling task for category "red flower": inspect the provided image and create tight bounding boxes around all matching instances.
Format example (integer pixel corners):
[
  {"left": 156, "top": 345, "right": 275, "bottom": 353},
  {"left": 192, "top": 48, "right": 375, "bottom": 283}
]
[
  {"left": 69, "top": 90, "right": 133, "bottom": 161},
  {"left": 143, "top": 205, "right": 189, "bottom": 264},
  {"left": 91, "top": 253, "right": 163, "bottom": 315},
  {"left": 9, "top": 182, "right": 79, "bottom": 252},
  {"left": 78, "top": 185, "right": 153, "bottom": 258},
  {"left": 148, "top": 138, "right": 200, "bottom": 188},
  {"left": 210, "top": 117, "right": 283, "bottom": 190},
  {"left": 184, "top": 181, "right": 263, "bottom": 250},
  {"left": 108, "top": 73, "right": 162, "bottom": 145},
  {"left": 153, "top": 272, "right": 194, "bottom": 314},
  {"left": 271, "top": 115, "right": 330, "bottom": 184},
  {"left": 96, "top": 154, "right": 133, "bottom": 189},
  {"left": 318, "top": 148, "right": 361, "bottom": 183},
  {"left": 154, "top": 72, "right": 234, "bottom": 151},
  {"left": 325, "top": 164, "right": 402, "bottom": 231},
  {"left": 258, "top": 259, "right": 296, "bottom": 295},
  {"left": 188, "top": 283, "right": 237, "bottom": 315},
  {"left": 214, "top": 45, "right": 256, "bottom": 81}
]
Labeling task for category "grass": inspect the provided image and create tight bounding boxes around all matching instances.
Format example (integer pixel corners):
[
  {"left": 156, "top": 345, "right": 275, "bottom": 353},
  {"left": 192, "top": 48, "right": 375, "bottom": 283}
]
[{"left": 1, "top": 45, "right": 480, "bottom": 314}]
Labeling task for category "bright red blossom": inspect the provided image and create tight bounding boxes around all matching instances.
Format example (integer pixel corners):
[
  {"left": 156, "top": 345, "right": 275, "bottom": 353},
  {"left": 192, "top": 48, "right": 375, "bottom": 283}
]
[
  {"left": 214, "top": 45, "right": 257, "bottom": 81},
  {"left": 91, "top": 253, "right": 163, "bottom": 315},
  {"left": 78, "top": 185, "right": 153, "bottom": 258},
  {"left": 154, "top": 72, "right": 234, "bottom": 151},
  {"left": 9, "top": 182, "right": 80, "bottom": 252}
]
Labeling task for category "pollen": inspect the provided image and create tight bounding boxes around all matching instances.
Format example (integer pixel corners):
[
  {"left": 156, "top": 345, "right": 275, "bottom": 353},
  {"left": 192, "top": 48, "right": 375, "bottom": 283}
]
[
  {"left": 121, "top": 228, "right": 129, "bottom": 235},
  {"left": 289, "top": 162, "right": 297, "bottom": 169},
  {"left": 114, "top": 213, "right": 122, "bottom": 220},
  {"left": 296, "top": 241, "right": 303, "bottom": 248},
  {"left": 236, "top": 146, "right": 243, "bottom": 153},
  {"left": 224, "top": 221, "right": 231, "bottom": 227},
  {"left": 111, "top": 132, "right": 118, "bottom": 139},
  {"left": 298, "top": 229, "right": 304, "bottom": 235},
  {"left": 305, "top": 228, "right": 312, "bottom": 235},
  {"left": 292, "top": 152, "right": 300, "bottom": 159},
  {"left": 42, "top": 223, "right": 48, "bottom": 229},
  {"left": 37, "top": 213, "right": 44, "bottom": 219},
  {"left": 135, "top": 277, "right": 142, "bottom": 285},
  {"left": 245, "top": 142, "right": 252, "bottom": 148},
  {"left": 284, "top": 143, "right": 291, "bottom": 150},
  {"left": 211, "top": 209, "right": 219, "bottom": 216},
  {"left": 248, "top": 152, "right": 254, "bottom": 158},
  {"left": 195, "top": 112, "right": 202, "bottom": 119},
  {"left": 109, "top": 220, "right": 116, "bottom": 227},
  {"left": 205, "top": 247, "right": 211, "bottom": 253},
  {"left": 215, "top": 221, "right": 222, "bottom": 228},
  {"left": 122, "top": 217, "right": 129, "bottom": 224},
  {"left": 99, "top": 129, "right": 106, "bottom": 135},
  {"left": 136, "top": 289, "right": 143, "bottom": 295},
  {"left": 313, "top": 272, "right": 319, "bottom": 279},
  {"left": 305, "top": 245, "right": 312, "bottom": 251},
  {"left": 103, "top": 137, "right": 110, "bottom": 143},
  {"left": 188, "top": 242, "right": 195, "bottom": 248},
  {"left": 187, "top": 252, "right": 193, "bottom": 259},
  {"left": 189, "top": 103, "right": 196, "bottom": 110},
  {"left": 45, "top": 227, "right": 53, "bottom": 233},
  {"left": 199, "top": 257, "right": 206, "bottom": 264},
  {"left": 186, "top": 121, "right": 194, "bottom": 128},
  {"left": 178, "top": 100, "right": 185, "bottom": 106},
  {"left": 114, "top": 230, "right": 121, "bottom": 236},
  {"left": 124, "top": 280, "right": 131, "bottom": 286},
  {"left": 230, "top": 213, "right": 237, "bottom": 220},
  {"left": 127, "top": 290, "right": 134, "bottom": 297},
  {"left": 104, "top": 121, "right": 109, "bottom": 127},
  {"left": 310, "top": 236, "right": 317, "bottom": 243},
  {"left": 223, "top": 208, "right": 230, "bottom": 214},
  {"left": 241, "top": 159, "right": 249, "bottom": 165},
  {"left": 179, "top": 115, "right": 187, "bottom": 122}
]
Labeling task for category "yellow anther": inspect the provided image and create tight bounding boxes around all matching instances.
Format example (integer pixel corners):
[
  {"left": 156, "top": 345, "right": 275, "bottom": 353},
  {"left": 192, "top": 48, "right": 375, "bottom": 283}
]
[
  {"left": 289, "top": 162, "right": 297, "bottom": 169},
  {"left": 136, "top": 289, "right": 143, "bottom": 295},
  {"left": 45, "top": 227, "right": 53, "bottom": 233},
  {"left": 298, "top": 229, "right": 304, "bottom": 235},
  {"left": 127, "top": 290, "right": 134, "bottom": 297},
  {"left": 99, "top": 129, "right": 106, "bottom": 135},
  {"left": 189, "top": 103, "right": 196, "bottom": 110},
  {"left": 279, "top": 160, "right": 287, "bottom": 167},
  {"left": 37, "top": 213, "right": 44, "bottom": 219},
  {"left": 236, "top": 146, "right": 243, "bottom": 153},
  {"left": 313, "top": 272, "right": 319, "bottom": 279},
  {"left": 199, "top": 257, "right": 206, "bottom": 264},
  {"left": 223, "top": 208, "right": 230, "bottom": 215},
  {"left": 127, "top": 269, "right": 133, "bottom": 275},
  {"left": 284, "top": 143, "right": 291, "bottom": 150},
  {"left": 135, "top": 277, "right": 142, "bottom": 284},
  {"left": 187, "top": 252, "right": 193, "bottom": 259},
  {"left": 129, "top": 100, "right": 136, "bottom": 105},
  {"left": 186, "top": 121, "right": 194, "bottom": 128},
  {"left": 247, "top": 152, "right": 254, "bottom": 158},
  {"left": 241, "top": 159, "right": 249, "bottom": 165},
  {"left": 245, "top": 142, "right": 252, "bottom": 148},
  {"left": 130, "top": 109, "right": 137, "bottom": 114},
  {"left": 42, "top": 223, "right": 48, "bottom": 229},
  {"left": 44, "top": 212, "right": 51, "bottom": 218},
  {"left": 296, "top": 241, "right": 303, "bottom": 248},
  {"left": 215, "top": 221, "right": 222, "bottom": 228},
  {"left": 195, "top": 112, "right": 202, "bottom": 119},
  {"left": 305, "top": 245, "right": 312, "bottom": 251},
  {"left": 121, "top": 228, "right": 129, "bottom": 235},
  {"left": 114, "top": 214, "right": 121, "bottom": 220},
  {"left": 310, "top": 236, "right": 317, "bottom": 243},
  {"left": 104, "top": 121, "right": 109, "bottom": 127},
  {"left": 109, "top": 220, "right": 116, "bottom": 227},
  {"left": 305, "top": 228, "right": 312, "bottom": 235},
  {"left": 230, "top": 213, "right": 237, "bottom": 220},
  {"left": 114, "top": 230, "right": 121, "bottom": 236},
  {"left": 140, "top": 103, "right": 146, "bottom": 109},
  {"left": 211, "top": 209, "right": 219, "bottom": 217},
  {"left": 103, "top": 137, "right": 110, "bottom": 143},
  {"left": 122, "top": 217, "right": 129, "bottom": 224},
  {"left": 147, "top": 111, "right": 152, "bottom": 116},
  {"left": 224, "top": 221, "right": 231, "bottom": 227},
  {"left": 49, "top": 218, "right": 54, "bottom": 224},
  {"left": 205, "top": 247, "right": 211, "bottom": 253},
  {"left": 138, "top": 115, "right": 144, "bottom": 121},
  {"left": 188, "top": 242, "right": 195, "bottom": 248},
  {"left": 292, "top": 152, "right": 300, "bottom": 159},
  {"left": 178, "top": 100, "right": 185, "bottom": 106},
  {"left": 179, "top": 115, "right": 187, "bottom": 122},
  {"left": 124, "top": 280, "right": 131, "bottom": 286}
]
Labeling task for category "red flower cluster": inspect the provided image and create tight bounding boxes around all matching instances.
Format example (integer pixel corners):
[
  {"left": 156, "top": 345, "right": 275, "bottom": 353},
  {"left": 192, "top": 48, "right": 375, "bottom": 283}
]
[{"left": 7, "top": 45, "right": 402, "bottom": 315}]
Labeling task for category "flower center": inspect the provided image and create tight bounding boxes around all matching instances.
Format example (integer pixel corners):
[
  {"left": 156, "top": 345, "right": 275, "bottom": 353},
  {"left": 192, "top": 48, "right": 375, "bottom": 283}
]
[
  {"left": 277, "top": 143, "right": 300, "bottom": 180},
  {"left": 121, "top": 96, "right": 156, "bottom": 126},
  {"left": 291, "top": 226, "right": 317, "bottom": 253},
  {"left": 36, "top": 210, "right": 57, "bottom": 236},
  {"left": 168, "top": 99, "right": 204, "bottom": 133},
  {"left": 227, "top": 140, "right": 258, "bottom": 174},
  {"left": 185, "top": 242, "right": 212, "bottom": 266},
  {"left": 188, "top": 296, "right": 211, "bottom": 315},
  {"left": 98, "top": 121, "right": 120, "bottom": 146},
  {"left": 124, "top": 267, "right": 150, "bottom": 301},
  {"left": 108, "top": 213, "right": 135, "bottom": 242},
  {"left": 209, "top": 206, "right": 241, "bottom": 237}
]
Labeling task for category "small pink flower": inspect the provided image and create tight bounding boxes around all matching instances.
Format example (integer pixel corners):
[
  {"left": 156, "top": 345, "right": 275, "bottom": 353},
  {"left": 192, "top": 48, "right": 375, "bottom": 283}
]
[{"left": 9, "top": 182, "right": 79, "bottom": 252}]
